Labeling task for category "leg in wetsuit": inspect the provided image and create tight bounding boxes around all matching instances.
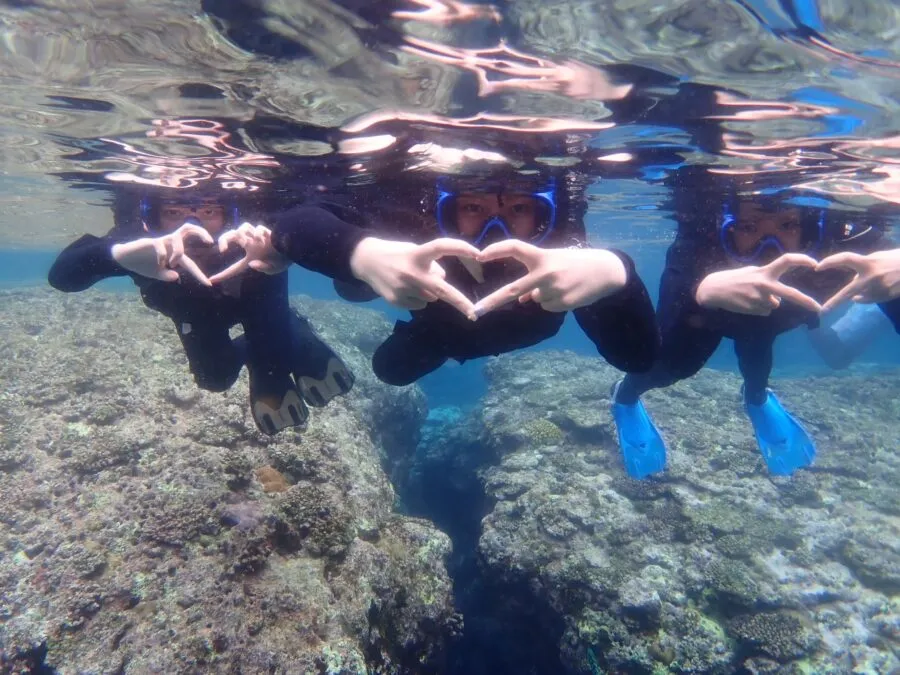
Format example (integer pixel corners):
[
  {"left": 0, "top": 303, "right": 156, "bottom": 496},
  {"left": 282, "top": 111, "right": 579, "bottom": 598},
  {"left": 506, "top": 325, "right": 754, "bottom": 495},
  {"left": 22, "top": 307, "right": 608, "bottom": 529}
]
[
  {"left": 240, "top": 270, "right": 354, "bottom": 433},
  {"left": 372, "top": 319, "right": 450, "bottom": 387},
  {"left": 371, "top": 303, "right": 566, "bottom": 387},
  {"left": 608, "top": 267, "right": 721, "bottom": 479},
  {"left": 614, "top": 263, "right": 723, "bottom": 405},
  {"left": 611, "top": 264, "right": 816, "bottom": 478},
  {"left": 174, "top": 317, "right": 246, "bottom": 392}
]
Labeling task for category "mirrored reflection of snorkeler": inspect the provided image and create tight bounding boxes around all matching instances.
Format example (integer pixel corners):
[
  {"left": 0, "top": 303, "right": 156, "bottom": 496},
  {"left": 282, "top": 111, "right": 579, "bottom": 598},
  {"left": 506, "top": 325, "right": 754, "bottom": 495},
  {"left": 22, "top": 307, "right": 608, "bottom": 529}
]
[{"left": 48, "top": 188, "right": 354, "bottom": 435}]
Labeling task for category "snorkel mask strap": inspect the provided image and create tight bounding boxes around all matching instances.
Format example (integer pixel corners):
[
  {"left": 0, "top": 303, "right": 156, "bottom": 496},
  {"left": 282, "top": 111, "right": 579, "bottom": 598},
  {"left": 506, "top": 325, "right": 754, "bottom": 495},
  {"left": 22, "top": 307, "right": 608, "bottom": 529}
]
[
  {"left": 718, "top": 201, "right": 736, "bottom": 256},
  {"left": 531, "top": 185, "right": 557, "bottom": 245},
  {"left": 436, "top": 188, "right": 454, "bottom": 238}
]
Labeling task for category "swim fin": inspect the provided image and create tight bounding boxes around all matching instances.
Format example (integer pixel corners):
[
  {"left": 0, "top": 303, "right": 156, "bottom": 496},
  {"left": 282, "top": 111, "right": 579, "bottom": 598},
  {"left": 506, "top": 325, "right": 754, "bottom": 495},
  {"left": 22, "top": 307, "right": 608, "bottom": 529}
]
[
  {"left": 290, "top": 315, "right": 356, "bottom": 407},
  {"left": 744, "top": 388, "right": 815, "bottom": 476},
  {"left": 249, "top": 371, "right": 309, "bottom": 435},
  {"left": 610, "top": 380, "right": 667, "bottom": 479},
  {"left": 295, "top": 356, "right": 355, "bottom": 407}
]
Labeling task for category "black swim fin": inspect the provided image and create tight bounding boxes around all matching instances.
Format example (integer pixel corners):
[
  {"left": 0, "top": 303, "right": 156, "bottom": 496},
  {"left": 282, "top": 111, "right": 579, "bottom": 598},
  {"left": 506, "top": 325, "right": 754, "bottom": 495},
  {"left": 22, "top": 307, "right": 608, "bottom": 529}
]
[
  {"left": 249, "top": 370, "right": 309, "bottom": 435},
  {"left": 295, "top": 356, "right": 355, "bottom": 407}
]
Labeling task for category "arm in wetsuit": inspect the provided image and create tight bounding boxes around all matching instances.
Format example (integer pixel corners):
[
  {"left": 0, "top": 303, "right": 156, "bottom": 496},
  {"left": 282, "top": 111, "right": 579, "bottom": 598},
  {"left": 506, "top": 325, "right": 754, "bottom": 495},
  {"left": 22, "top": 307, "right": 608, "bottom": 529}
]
[
  {"left": 270, "top": 204, "right": 370, "bottom": 285},
  {"left": 270, "top": 202, "right": 384, "bottom": 301},
  {"left": 48, "top": 233, "right": 131, "bottom": 292},
  {"left": 571, "top": 248, "right": 659, "bottom": 373},
  {"left": 880, "top": 298, "right": 900, "bottom": 334}
]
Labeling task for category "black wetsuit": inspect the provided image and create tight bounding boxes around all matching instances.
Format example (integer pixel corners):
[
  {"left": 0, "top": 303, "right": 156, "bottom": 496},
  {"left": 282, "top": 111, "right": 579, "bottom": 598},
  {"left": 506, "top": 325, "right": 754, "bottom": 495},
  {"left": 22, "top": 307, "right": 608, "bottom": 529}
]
[
  {"left": 269, "top": 201, "right": 660, "bottom": 385},
  {"left": 616, "top": 211, "right": 900, "bottom": 405},
  {"left": 47, "top": 231, "right": 339, "bottom": 395}
]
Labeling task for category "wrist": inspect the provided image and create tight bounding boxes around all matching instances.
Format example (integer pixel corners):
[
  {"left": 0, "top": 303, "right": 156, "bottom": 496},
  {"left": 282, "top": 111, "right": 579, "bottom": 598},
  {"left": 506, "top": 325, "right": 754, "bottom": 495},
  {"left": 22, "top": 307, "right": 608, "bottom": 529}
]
[
  {"left": 695, "top": 277, "right": 713, "bottom": 307},
  {"left": 350, "top": 237, "right": 378, "bottom": 281},
  {"left": 600, "top": 249, "right": 628, "bottom": 291}
]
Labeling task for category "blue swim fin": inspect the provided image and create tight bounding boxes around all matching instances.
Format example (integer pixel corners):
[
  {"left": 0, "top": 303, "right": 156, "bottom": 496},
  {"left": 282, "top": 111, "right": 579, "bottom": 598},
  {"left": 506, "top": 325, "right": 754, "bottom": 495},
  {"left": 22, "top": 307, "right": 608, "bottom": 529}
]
[
  {"left": 744, "top": 388, "right": 816, "bottom": 476},
  {"left": 611, "top": 380, "right": 667, "bottom": 479}
]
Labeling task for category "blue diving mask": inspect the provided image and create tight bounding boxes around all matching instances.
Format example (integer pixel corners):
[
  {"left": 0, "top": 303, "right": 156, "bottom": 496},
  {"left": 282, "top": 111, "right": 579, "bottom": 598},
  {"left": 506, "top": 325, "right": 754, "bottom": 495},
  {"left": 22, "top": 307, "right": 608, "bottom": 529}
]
[
  {"left": 718, "top": 202, "right": 825, "bottom": 264},
  {"left": 435, "top": 178, "right": 557, "bottom": 248}
]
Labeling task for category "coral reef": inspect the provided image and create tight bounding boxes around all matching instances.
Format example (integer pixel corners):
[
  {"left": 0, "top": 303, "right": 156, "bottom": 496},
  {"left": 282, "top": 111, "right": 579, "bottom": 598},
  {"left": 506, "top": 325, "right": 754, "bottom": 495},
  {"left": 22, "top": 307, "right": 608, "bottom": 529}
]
[
  {"left": 405, "top": 350, "right": 900, "bottom": 674},
  {"left": 0, "top": 289, "right": 455, "bottom": 674}
]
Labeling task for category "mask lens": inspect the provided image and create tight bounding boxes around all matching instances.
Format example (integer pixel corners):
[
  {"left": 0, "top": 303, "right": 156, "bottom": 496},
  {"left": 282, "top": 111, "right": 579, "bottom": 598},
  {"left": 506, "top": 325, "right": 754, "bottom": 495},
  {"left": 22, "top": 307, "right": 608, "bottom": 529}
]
[
  {"left": 436, "top": 190, "right": 556, "bottom": 245},
  {"left": 143, "top": 198, "right": 227, "bottom": 231},
  {"left": 720, "top": 207, "right": 822, "bottom": 263}
]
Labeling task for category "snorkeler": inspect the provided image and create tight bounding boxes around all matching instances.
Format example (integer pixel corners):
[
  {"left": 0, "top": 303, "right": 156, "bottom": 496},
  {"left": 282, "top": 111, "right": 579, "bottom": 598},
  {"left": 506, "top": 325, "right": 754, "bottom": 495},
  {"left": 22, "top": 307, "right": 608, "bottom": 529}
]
[
  {"left": 212, "top": 170, "right": 659, "bottom": 387},
  {"left": 47, "top": 189, "right": 354, "bottom": 435},
  {"left": 610, "top": 170, "right": 900, "bottom": 479}
]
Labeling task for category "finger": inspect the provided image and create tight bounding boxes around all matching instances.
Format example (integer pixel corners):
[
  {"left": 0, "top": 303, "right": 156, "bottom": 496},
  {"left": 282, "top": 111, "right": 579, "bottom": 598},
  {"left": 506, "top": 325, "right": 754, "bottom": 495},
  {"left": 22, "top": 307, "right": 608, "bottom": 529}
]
[
  {"left": 764, "top": 253, "right": 818, "bottom": 278},
  {"left": 423, "top": 277, "right": 477, "bottom": 318},
  {"left": 816, "top": 251, "right": 870, "bottom": 274},
  {"left": 395, "top": 284, "right": 438, "bottom": 304},
  {"left": 163, "top": 238, "right": 176, "bottom": 268},
  {"left": 518, "top": 288, "right": 539, "bottom": 304},
  {"left": 477, "top": 239, "right": 543, "bottom": 268},
  {"left": 539, "top": 296, "right": 571, "bottom": 312},
  {"left": 429, "top": 260, "right": 447, "bottom": 280},
  {"left": 177, "top": 223, "right": 214, "bottom": 246},
  {"left": 208, "top": 257, "right": 250, "bottom": 284},
  {"left": 246, "top": 225, "right": 267, "bottom": 248},
  {"left": 395, "top": 296, "right": 428, "bottom": 310},
  {"left": 248, "top": 260, "right": 282, "bottom": 275},
  {"left": 167, "top": 234, "right": 185, "bottom": 268},
  {"left": 218, "top": 230, "right": 243, "bottom": 253},
  {"left": 258, "top": 226, "right": 275, "bottom": 248},
  {"left": 536, "top": 288, "right": 566, "bottom": 310},
  {"left": 178, "top": 254, "right": 212, "bottom": 287},
  {"left": 821, "top": 277, "right": 865, "bottom": 313},
  {"left": 414, "top": 238, "right": 482, "bottom": 265},
  {"left": 155, "top": 269, "right": 180, "bottom": 283},
  {"left": 472, "top": 272, "right": 543, "bottom": 317},
  {"left": 766, "top": 281, "right": 823, "bottom": 313},
  {"left": 154, "top": 242, "right": 167, "bottom": 269}
]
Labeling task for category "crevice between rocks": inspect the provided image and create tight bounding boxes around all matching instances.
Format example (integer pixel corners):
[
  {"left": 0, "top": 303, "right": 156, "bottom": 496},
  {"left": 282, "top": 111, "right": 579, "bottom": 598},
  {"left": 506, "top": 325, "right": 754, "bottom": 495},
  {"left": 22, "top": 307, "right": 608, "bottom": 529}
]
[{"left": 398, "top": 406, "right": 567, "bottom": 675}]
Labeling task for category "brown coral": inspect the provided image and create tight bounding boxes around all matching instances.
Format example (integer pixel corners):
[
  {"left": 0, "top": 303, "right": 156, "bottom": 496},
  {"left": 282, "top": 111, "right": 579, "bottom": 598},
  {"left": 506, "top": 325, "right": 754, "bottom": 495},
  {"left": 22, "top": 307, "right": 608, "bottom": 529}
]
[{"left": 255, "top": 466, "right": 289, "bottom": 493}]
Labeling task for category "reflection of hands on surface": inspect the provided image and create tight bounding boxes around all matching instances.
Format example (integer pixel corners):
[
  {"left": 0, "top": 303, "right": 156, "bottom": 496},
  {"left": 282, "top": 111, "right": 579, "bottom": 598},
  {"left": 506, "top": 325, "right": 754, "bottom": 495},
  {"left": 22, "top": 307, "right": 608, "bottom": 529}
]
[
  {"left": 471, "top": 241, "right": 628, "bottom": 317},
  {"left": 349, "top": 237, "right": 481, "bottom": 314},
  {"left": 111, "top": 224, "right": 214, "bottom": 286},
  {"left": 208, "top": 223, "right": 290, "bottom": 284},
  {"left": 391, "top": 0, "right": 501, "bottom": 23},
  {"left": 817, "top": 249, "right": 900, "bottom": 311},
  {"left": 695, "top": 254, "right": 821, "bottom": 315}
]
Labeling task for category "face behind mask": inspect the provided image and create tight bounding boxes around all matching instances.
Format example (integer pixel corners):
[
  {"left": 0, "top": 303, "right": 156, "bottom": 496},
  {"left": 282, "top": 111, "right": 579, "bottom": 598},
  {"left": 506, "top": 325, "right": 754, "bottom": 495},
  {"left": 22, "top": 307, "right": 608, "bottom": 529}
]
[
  {"left": 435, "top": 179, "right": 557, "bottom": 249},
  {"left": 719, "top": 200, "right": 824, "bottom": 265}
]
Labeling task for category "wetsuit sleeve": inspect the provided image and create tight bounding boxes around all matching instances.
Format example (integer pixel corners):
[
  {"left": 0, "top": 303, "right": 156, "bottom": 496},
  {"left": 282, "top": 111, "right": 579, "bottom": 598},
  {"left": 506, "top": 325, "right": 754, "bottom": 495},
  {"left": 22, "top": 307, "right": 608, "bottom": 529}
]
[
  {"left": 270, "top": 205, "right": 370, "bottom": 284},
  {"left": 880, "top": 297, "right": 900, "bottom": 335},
  {"left": 572, "top": 249, "right": 659, "bottom": 373},
  {"left": 47, "top": 234, "right": 130, "bottom": 292}
]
